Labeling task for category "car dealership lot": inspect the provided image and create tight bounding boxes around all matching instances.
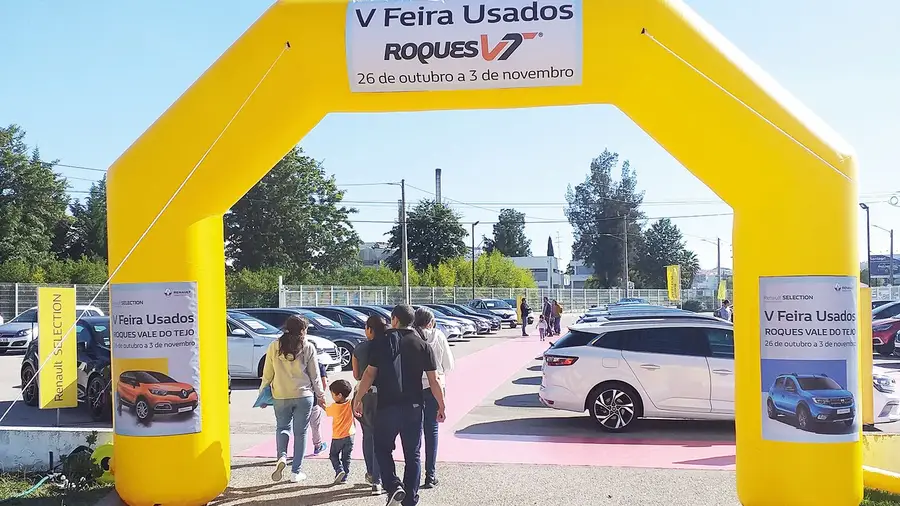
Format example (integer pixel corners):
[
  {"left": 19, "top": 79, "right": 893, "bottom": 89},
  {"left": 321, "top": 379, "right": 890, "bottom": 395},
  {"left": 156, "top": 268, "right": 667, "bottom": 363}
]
[{"left": 2, "top": 316, "right": 899, "bottom": 443}]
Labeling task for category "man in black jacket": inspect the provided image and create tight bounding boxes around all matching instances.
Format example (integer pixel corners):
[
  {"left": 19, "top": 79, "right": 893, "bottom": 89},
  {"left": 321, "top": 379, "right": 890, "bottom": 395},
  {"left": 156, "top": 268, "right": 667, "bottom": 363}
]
[
  {"left": 354, "top": 304, "right": 447, "bottom": 506},
  {"left": 519, "top": 296, "right": 531, "bottom": 336}
]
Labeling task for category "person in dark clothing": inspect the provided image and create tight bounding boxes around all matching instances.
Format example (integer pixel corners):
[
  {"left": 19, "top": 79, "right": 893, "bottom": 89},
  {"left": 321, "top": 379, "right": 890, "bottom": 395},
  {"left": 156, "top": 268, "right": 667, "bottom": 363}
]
[
  {"left": 354, "top": 304, "right": 447, "bottom": 506},
  {"left": 352, "top": 315, "right": 387, "bottom": 495},
  {"left": 541, "top": 297, "right": 552, "bottom": 336},
  {"left": 519, "top": 296, "right": 531, "bottom": 336}
]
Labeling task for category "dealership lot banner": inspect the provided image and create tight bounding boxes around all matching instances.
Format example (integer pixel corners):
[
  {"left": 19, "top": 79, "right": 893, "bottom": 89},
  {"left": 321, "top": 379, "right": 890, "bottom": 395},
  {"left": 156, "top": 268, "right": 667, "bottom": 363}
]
[
  {"left": 110, "top": 282, "right": 201, "bottom": 437},
  {"left": 37, "top": 287, "right": 77, "bottom": 409},
  {"left": 346, "top": 0, "right": 583, "bottom": 92}
]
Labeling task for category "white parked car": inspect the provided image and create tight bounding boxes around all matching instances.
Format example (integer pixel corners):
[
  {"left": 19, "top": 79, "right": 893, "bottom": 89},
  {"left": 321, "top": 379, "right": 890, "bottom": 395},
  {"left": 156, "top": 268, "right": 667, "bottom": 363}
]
[
  {"left": 540, "top": 311, "right": 900, "bottom": 431},
  {"left": 0, "top": 305, "right": 105, "bottom": 354},
  {"left": 226, "top": 311, "right": 340, "bottom": 379}
]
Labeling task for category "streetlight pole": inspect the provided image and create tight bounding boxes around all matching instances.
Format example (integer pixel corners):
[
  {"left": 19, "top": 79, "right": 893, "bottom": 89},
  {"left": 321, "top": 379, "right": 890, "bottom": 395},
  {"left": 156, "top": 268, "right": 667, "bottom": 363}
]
[
  {"left": 716, "top": 237, "right": 722, "bottom": 297},
  {"left": 400, "top": 179, "right": 409, "bottom": 304},
  {"left": 860, "top": 203, "right": 871, "bottom": 286},
  {"left": 874, "top": 224, "right": 895, "bottom": 286},
  {"left": 622, "top": 217, "right": 629, "bottom": 297},
  {"left": 471, "top": 221, "right": 479, "bottom": 300}
]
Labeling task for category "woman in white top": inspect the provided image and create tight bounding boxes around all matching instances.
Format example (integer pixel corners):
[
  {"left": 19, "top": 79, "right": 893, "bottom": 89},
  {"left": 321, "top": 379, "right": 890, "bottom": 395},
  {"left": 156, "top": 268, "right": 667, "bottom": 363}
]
[
  {"left": 413, "top": 307, "right": 454, "bottom": 489},
  {"left": 260, "top": 315, "right": 326, "bottom": 483}
]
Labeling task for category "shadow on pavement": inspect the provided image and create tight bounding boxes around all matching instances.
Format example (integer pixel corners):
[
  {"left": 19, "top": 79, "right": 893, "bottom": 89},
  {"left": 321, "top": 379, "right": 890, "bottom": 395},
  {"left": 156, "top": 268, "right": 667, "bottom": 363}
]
[
  {"left": 511, "top": 376, "right": 541, "bottom": 386},
  {"left": 457, "top": 415, "right": 735, "bottom": 444},
  {"left": 674, "top": 455, "right": 736, "bottom": 467},
  {"left": 0, "top": 400, "right": 108, "bottom": 428},
  {"left": 493, "top": 393, "right": 544, "bottom": 408},
  {"left": 210, "top": 483, "right": 373, "bottom": 506},
  {"left": 526, "top": 365, "right": 542, "bottom": 372}
]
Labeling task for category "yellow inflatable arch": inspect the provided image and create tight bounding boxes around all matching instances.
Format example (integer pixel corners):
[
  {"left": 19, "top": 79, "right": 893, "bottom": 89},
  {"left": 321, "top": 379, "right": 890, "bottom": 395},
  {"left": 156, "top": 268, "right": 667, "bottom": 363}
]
[{"left": 106, "top": 0, "right": 861, "bottom": 505}]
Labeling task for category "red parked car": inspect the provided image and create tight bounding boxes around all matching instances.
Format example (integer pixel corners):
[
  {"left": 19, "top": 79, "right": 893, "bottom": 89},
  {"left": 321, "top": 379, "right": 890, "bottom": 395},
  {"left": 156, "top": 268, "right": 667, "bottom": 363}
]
[{"left": 873, "top": 318, "right": 900, "bottom": 356}]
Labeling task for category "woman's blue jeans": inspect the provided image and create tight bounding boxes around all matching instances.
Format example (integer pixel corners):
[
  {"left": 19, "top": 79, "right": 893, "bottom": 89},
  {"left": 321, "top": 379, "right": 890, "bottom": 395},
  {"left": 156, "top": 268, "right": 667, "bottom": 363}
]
[
  {"left": 273, "top": 396, "right": 314, "bottom": 473},
  {"left": 423, "top": 388, "right": 440, "bottom": 478}
]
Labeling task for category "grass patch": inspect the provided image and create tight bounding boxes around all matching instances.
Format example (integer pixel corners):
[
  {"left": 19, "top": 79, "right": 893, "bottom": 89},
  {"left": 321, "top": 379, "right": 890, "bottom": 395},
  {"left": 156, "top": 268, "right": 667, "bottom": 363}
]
[
  {"left": 865, "top": 489, "right": 900, "bottom": 506},
  {"left": 0, "top": 473, "right": 112, "bottom": 506}
]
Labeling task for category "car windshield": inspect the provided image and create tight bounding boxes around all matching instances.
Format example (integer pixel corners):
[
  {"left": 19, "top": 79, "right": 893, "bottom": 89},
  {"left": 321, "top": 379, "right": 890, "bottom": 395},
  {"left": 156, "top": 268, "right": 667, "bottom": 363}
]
[
  {"left": 437, "top": 306, "right": 464, "bottom": 316},
  {"left": 300, "top": 311, "right": 338, "bottom": 328},
  {"left": 133, "top": 371, "right": 177, "bottom": 384},
  {"left": 797, "top": 376, "right": 842, "bottom": 391},
  {"left": 484, "top": 300, "right": 511, "bottom": 309},
  {"left": 235, "top": 315, "right": 281, "bottom": 335},
  {"left": 338, "top": 307, "right": 368, "bottom": 321},
  {"left": 91, "top": 323, "right": 111, "bottom": 346},
  {"left": 874, "top": 301, "right": 900, "bottom": 319}
]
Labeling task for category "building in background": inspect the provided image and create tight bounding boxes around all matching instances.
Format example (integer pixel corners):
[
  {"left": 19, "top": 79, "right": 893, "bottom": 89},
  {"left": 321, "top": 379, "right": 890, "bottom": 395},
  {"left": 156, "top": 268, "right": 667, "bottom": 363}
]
[
  {"left": 510, "top": 256, "right": 562, "bottom": 289},
  {"left": 359, "top": 241, "right": 392, "bottom": 266},
  {"left": 692, "top": 267, "right": 733, "bottom": 295},
  {"left": 568, "top": 259, "right": 594, "bottom": 289}
]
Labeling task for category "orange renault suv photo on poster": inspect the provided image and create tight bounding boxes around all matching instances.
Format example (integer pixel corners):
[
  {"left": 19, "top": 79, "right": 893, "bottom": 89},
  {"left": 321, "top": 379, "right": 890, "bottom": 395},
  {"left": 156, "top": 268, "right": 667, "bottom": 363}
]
[{"left": 116, "top": 370, "right": 198, "bottom": 425}]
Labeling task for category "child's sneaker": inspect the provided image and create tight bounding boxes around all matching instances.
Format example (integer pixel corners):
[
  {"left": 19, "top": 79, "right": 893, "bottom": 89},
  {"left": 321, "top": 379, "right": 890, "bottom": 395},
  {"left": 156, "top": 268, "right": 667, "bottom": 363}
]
[
  {"left": 333, "top": 471, "right": 346, "bottom": 484},
  {"left": 271, "top": 457, "right": 286, "bottom": 482},
  {"left": 290, "top": 471, "right": 307, "bottom": 483},
  {"left": 313, "top": 442, "right": 328, "bottom": 455}
]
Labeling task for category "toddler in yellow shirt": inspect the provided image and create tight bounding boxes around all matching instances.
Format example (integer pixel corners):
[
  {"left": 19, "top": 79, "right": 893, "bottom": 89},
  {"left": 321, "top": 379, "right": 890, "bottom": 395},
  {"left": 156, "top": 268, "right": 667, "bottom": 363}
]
[{"left": 325, "top": 379, "right": 356, "bottom": 484}]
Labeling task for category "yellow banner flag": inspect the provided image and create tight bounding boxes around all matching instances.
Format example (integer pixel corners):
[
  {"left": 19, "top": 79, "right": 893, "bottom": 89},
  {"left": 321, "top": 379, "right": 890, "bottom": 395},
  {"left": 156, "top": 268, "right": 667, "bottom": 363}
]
[
  {"left": 38, "top": 287, "right": 77, "bottom": 409},
  {"left": 717, "top": 279, "right": 727, "bottom": 301},
  {"left": 666, "top": 265, "right": 681, "bottom": 300}
]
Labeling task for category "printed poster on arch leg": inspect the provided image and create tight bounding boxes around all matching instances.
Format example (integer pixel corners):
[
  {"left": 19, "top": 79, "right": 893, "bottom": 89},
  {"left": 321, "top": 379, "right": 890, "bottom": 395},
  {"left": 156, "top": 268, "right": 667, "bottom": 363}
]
[
  {"left": 759, "top": 275, "right": 859, "bottom": 443},
  {"left": 110, "top": 282, "right": 201, "bottom": 437}
]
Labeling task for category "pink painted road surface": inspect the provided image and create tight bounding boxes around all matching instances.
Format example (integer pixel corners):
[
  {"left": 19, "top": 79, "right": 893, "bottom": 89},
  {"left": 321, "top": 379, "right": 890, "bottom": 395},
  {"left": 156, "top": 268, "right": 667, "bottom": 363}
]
[{"left": 237, "top": 335, "right": 737, "bottom": 471}]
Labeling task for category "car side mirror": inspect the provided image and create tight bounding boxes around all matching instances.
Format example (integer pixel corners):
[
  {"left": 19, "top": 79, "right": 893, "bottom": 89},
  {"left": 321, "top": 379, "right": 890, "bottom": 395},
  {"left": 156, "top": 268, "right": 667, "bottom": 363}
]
[{"left": 230, "top": 328, "right": 247, "bottom": 337}]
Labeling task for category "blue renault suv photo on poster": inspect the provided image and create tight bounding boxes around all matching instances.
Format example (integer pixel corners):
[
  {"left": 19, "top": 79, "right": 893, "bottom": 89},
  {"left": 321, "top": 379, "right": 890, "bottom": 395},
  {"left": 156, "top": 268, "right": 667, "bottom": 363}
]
[{"left": 766, "top": 373, "right": 855, "bottom": 432}]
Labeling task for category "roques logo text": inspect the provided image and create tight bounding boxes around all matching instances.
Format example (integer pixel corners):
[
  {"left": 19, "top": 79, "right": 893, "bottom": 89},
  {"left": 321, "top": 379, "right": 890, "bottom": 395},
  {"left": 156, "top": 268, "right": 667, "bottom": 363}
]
[{"left": 385, "top": 32, "right": 539, "bottom": 64}]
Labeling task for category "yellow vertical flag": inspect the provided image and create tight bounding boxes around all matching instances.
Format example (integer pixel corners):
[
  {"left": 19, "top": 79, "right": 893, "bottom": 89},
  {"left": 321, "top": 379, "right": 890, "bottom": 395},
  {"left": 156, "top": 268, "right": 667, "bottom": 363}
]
[
  {"left": 666, "top": 265, "right": 681, "bottom": 301},
  {"left": 38, "top": 287, "right": 77, "bottom": 409},
  {"left": 717, "top": 279, "right": 727, "bottom": 301}
]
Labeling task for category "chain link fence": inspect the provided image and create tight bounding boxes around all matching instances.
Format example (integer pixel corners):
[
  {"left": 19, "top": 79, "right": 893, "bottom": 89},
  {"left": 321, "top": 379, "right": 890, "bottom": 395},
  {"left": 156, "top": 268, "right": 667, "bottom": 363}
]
[{"left": 3, "top": 282, "right": 898, "bottom": 321}]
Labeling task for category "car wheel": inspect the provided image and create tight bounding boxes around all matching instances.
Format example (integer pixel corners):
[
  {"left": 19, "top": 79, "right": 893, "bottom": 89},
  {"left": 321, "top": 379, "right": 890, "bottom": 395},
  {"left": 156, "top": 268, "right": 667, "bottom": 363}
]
[
  {"left": 135, "top": 397, "right": 153, "bottom": 425},
  {"left": 337, "top": 343, "right": 353, "bottom": 371},
  {"left": 588, "top": 383, "right": 641, "bottom": 432},
  {"left": 87, "top": 375, "right": 111, "bottom": 422},
  {"left": 21, "top": 364, "right": 38, "bottom": 407},
  {"left": 767, "top": 398, "right": 777, "bottom": 419},
  {"left": 796, "top": 403, "right": 812, "bottom": 431},
  {"left": 258, "top": 356, "right": 267, "bottom": 378},
  {"left": 878, "top": 339, "right": 896, "bottom": 357}
]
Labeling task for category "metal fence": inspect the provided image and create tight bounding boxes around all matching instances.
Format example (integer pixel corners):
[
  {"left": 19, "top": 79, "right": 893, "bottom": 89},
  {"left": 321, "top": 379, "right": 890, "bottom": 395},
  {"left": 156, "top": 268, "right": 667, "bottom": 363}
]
[
  {"left": 2, "top": 282, "right": 898, "bottom": 321},
  {"left": 0, "top": 283, "right": 111, "bottom": 321},
  {"left": 280, "top": 284, "right": 738, "bottom": 312}
]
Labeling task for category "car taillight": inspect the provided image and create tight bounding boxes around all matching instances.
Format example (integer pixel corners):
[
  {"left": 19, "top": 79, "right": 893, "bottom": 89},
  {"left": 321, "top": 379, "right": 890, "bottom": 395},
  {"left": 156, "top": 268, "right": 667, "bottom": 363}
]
[{"left": 545, "top": 355, "right": 578, "bottom": 366}]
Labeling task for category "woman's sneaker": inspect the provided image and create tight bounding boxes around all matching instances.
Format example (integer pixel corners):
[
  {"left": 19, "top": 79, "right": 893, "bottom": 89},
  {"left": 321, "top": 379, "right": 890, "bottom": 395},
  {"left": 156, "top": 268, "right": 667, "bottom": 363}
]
[
  {"left": 422, "top": 475, "right": 438, "bottom": 489},
  {"left": 271, "top": 457, "right": 287, "bottom": 482},
  {"left": 386, "top": 487, "right": 406, "bottom": 506},
  {"left": 290, "top": 471, "right": 307, "bottom": 483},
  {"left": 333, "top": 471, "right": 347, "bottom": 484}
]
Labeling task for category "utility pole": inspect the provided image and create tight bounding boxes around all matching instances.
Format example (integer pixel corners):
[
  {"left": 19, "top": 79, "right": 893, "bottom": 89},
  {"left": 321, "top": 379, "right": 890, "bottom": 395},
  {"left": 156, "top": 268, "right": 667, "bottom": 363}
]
[
  {"left": 860, "top": 203, "right": 871, "bottom": 286},
  {"left": 472, "top": 221, "right": 479, "bottom": 300},
  {"left": 400, "top": 179, "right": 409, "bottom": 304},
  {"left": 622, "top": 217, "right": 629, "bottom": 297}
]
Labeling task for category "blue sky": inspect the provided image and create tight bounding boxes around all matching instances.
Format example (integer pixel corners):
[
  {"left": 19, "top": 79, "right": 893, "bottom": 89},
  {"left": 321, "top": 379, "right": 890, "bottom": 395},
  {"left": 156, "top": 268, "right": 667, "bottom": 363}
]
[{"left": 2, "top": 1, "right": 898, "bottom": 271}]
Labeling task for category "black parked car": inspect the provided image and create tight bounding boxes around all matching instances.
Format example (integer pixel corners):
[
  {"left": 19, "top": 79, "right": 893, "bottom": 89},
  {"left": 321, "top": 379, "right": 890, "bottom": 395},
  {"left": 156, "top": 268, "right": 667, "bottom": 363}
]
[
  {"left": 300, "top": 306, "right": 369, "bottom": 330},
  {"left": 235, "top": 308, "right": 365, "bottom": 370},
  {"left": 20, "top": 316, "right": 112, "bottom": 421},
  {"left": 425, "top": 303, "right": 499, "bottom": 332}
]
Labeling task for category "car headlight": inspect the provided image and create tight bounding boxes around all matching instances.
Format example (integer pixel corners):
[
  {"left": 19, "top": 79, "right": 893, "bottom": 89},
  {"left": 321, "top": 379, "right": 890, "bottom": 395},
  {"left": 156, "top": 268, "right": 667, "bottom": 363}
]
[
  {"left": 15, "top": 329, "right": 32, "bottom": 337},
  {"left": 873, "top": 324, "right": 894, "bottom": 332},
  {"left": 812, "top": 397, "right": 829, "bottom": 405},
  {"left": 874, "top": 374, "right": 897, "bottom": 394},
  {"left": 149, "top": 388, "right": 168, "bottom": 396}
]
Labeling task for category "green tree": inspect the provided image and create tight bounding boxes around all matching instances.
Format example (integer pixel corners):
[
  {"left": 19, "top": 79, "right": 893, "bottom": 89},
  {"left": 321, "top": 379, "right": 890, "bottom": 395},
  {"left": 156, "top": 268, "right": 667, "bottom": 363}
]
[
  {"left": 483, "top": 209, "right": 531, "bottom": 257},
  {"left": 546, "top": 236, "right": 554, "bottom": 257},
  {"left": 386, "top": 199, "right": 467, "bottom": 271},
  {"left": 225, "top": 147, "right": 360, "bottom": 279},
  {"left": 0, "top": 125, "right": 69, "bottom": 263},
  {"left": 633, "top": 218, "right": 700, "bottom": 288},
  {"left": 565, "top": 150, "right": 645, "bottom": 288},
  {"left": 67, "top": 177, "right": 108, "bottom": 261}
]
